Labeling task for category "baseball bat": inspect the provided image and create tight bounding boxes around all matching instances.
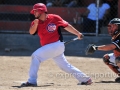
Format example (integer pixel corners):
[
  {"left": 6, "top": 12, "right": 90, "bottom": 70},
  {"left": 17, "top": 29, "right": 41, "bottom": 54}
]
[
  {"left": 64, "top": 37, "right": 79, "bottom": 45},
  {"left": 64, "top": 34, "right": 84, "bottom": 45}
]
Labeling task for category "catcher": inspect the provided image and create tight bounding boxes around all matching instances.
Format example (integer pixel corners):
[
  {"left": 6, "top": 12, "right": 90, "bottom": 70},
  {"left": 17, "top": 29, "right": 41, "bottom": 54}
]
[{"left": 85, "top": 18, "right": 120, "bottom": 82}]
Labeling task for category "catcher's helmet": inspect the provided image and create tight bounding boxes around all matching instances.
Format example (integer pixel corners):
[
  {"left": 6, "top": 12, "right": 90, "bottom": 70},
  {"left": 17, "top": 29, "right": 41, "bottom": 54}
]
[
  {"left": 108, "top": 18, "right": 120, "bottom": 36},
  {"left": 30, "top": 3, "right": 47, "bottom": 14},
  {"left": 109, "top": 18, "right": 120, "bottom": 24}
]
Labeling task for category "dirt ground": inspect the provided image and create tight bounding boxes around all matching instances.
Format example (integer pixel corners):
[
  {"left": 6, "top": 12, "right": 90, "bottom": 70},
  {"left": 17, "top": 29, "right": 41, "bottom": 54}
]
[{"left": 0, "top": 52, "right": 120, "bottom": 90}]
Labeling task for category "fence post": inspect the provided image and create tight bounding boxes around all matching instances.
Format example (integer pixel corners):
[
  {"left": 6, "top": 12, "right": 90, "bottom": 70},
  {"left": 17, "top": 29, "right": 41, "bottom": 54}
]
[{"left": 96, "top": 0, "right": 99, "bottom": 36}]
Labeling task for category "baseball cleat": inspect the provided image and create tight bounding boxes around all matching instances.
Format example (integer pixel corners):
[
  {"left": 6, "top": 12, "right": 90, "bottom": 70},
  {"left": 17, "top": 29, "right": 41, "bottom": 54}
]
[
  {"left": 77, "top": 79, "right": 92, "bottom": 85},
  {"left": 21, "top": 82, "right": 37, "bottom": 87},
  {"left": 115, "top": 77, "right": 120, "bottom": 83}
]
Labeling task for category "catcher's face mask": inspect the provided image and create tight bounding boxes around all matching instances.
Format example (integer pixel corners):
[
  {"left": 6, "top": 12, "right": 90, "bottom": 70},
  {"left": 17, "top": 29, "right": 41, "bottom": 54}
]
[{"left": 107, "top": 24, "right": 118, "bottom": 36}]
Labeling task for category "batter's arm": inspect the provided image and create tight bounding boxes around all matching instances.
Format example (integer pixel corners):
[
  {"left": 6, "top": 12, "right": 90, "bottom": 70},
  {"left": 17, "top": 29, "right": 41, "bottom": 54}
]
[
  {"left": 64, "top": 24, "right": 83, "bottom": 39},
  {"left": 29, "top": 19, "right": 39, "bottom": 35}
]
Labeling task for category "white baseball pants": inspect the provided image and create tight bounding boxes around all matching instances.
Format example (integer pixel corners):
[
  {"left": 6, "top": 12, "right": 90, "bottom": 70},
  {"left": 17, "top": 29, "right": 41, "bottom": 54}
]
[
  {"left": 108, "top": 53, "right": 120, "bottom": 72},
  {"left": 27, "top": 41, "right": 90, "bottom": 84}
]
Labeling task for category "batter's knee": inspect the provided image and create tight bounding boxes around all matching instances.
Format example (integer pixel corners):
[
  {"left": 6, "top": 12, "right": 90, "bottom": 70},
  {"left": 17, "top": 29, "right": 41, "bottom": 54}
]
[
  {"left": 31, "top": 53, "right": 36, "bottom": 58},
  {"left": 31, "top": 52, "right": 39, "bottom": 61},
  {"left": 103, "top": 54, "right": 110, "bottom": 65}
]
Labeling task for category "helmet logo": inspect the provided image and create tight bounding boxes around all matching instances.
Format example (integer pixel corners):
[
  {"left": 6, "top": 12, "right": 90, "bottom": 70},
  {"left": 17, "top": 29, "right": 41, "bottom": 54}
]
[{"left": 47, "top": 23, "right": 56, "bottom": 32}]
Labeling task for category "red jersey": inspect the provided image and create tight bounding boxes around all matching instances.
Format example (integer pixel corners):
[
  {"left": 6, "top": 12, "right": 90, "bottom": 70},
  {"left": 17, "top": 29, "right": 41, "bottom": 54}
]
[{"left": 31, "top": 14, "right": 68, "bottom": 46}]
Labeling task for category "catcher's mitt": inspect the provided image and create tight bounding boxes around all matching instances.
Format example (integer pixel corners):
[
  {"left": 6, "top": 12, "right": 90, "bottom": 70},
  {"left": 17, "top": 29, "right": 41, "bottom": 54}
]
[{"left": 85, "top": 44, "right": 97, "bottom": 55}]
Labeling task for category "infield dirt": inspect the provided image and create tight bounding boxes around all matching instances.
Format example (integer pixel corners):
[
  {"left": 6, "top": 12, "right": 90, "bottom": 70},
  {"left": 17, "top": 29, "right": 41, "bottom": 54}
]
[{"left": 0, "top": 53, "right": 120, "bottom": 90}]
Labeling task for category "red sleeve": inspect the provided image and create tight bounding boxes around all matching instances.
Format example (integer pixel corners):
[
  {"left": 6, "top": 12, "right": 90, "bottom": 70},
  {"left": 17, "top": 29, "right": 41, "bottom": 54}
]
[{"left": 53, "top": 14, "right": 69, "bottom": 28}]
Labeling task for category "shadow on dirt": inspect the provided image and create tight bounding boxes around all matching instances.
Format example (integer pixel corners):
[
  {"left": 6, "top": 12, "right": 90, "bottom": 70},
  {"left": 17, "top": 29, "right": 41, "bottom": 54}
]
[
  {"left": 12, "top": 83, "right": 54, "bottom": 88},
  {"left": 95, "top": 81, "right": 117, "bottom": 83}
]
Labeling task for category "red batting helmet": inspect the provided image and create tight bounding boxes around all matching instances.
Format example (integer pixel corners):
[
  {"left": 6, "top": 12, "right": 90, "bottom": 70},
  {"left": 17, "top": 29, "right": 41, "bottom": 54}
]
[{"left": 30, "top": 3, "right": 47, "bottom": 14}]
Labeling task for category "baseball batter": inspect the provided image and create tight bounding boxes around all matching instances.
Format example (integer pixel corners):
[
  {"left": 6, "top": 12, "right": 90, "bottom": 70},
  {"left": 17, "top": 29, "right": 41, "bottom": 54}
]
[{"left": 21, "top": 3, "right": 92, "bottom": 87}]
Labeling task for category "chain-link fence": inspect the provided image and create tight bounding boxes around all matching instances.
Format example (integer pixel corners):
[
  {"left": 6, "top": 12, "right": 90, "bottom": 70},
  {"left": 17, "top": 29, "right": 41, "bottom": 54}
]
[{"left": 0, "top": 0, "right": 118, "bottom": 36}]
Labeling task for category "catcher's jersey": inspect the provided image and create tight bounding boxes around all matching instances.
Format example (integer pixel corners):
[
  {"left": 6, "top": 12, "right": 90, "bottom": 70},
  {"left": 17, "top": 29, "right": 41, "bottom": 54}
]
[
  {"left": 112, "top": 35, "right": 120, "bottom": 57},
  {"left": 31, "top": 14, "right": 68, "bottom": 46}
]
